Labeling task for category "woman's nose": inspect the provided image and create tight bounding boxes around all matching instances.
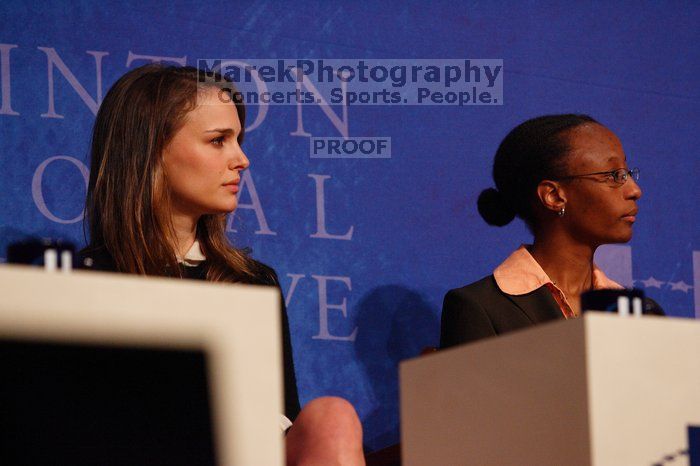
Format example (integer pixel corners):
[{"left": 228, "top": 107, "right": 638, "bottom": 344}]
[
  {"left": 229, "top": 146, "right": 249, "bottom": 170},
  {"left": 625, "top": 177, "right": 642, "bottom": 200}
]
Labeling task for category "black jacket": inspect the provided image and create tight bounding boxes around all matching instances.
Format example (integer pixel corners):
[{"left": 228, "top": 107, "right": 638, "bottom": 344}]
[
  {"left": 77, "top": 246, "right": 301, "bottom": 422},
  {"left": 441, "top": 274, "right": 664, "bottom": 349}
]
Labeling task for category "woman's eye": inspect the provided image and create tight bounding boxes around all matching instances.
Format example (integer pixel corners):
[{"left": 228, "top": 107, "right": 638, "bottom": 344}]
[
  {"left": 211, "top": 136, "right": 225, "bottom": 146},
  {"left": 614, "top": 170, "right": 628, "bottom": 182}
]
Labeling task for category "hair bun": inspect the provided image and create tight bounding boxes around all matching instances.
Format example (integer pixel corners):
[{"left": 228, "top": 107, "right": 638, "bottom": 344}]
[{"left": 477, "top": 188, "right": 515, "bottom": 226}]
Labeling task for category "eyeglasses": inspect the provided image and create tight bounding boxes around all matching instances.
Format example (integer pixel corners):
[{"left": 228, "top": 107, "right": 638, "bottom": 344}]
[{"left": 556, "top": 167, "right": 640, "bottom": 186}]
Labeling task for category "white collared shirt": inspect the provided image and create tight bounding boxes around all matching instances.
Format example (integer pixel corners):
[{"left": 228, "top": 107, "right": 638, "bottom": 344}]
[{"left": 176, "top": 241, "right": 206, "bottom": 267}]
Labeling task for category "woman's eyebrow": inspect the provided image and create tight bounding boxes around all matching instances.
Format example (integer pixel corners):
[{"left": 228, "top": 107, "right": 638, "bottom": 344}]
[
  {"left": 204, "top": 128, "right": 235, "bottom": 134},
  {"left": 606, "top": 155, "right": 624, "bottom": 162}
]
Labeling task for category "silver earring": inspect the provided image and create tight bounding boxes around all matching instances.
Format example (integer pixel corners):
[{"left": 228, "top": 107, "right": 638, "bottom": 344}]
[{"left": 558, "top": 207, "right": 566, "bottom": 217}]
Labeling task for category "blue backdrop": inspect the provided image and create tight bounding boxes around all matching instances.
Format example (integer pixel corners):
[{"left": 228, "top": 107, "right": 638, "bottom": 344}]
[{"left": 1, "top": 0, "right": 698, "bottom": 451}]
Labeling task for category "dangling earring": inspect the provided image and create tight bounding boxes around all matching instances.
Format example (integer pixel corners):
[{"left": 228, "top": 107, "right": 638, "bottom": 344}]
[{"left": 558, "top": 207, "right": 566, "bottom": 217}]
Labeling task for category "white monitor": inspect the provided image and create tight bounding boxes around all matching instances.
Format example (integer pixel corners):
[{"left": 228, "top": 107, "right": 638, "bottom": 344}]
[{"left": 0, "top": 265, "right": 284, "bottom": 466}]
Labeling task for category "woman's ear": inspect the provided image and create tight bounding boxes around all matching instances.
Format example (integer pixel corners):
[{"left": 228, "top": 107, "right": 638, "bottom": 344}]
[{"left": 536, "top": 180, "right": 567, "bottom": 214}]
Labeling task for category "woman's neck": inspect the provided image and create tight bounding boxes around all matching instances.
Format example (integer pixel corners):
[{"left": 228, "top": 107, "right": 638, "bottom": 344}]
[
  {"left": 170, "top": 211, "right": 199, "bottom": 259},
  {"left": 530, "top": 229, "right": 596, "bottom": 296}
]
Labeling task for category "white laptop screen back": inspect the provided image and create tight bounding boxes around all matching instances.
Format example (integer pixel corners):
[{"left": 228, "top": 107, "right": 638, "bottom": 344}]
[{"left": 0, "top": 265, "right": 284, "bottom": 466}]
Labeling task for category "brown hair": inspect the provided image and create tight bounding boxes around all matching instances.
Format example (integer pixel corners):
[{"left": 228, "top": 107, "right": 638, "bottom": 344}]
[{"left": 85, "top": 63, "right": 269, "bottom": 283}]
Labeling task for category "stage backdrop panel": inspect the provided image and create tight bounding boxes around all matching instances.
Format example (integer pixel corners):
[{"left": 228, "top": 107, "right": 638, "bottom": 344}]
[{"left": 1, "top": 0, "right": 698, "bottom": 451}]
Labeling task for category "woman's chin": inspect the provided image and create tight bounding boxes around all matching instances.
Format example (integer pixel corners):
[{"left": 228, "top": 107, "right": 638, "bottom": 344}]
[
  {"left": 218, "top": 199, "right": 239, "bottom": 213},
  {"left": 202, "top": 202, "right": 237, "bottom": 216},
  {"left": 606, "top": 228, "right": 634, "bottom": 244}
]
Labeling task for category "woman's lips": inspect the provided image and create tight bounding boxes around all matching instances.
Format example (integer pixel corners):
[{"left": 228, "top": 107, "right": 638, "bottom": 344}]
[
  {"left": 622, "top": 209, "right": 638, "bottom": 222},
  {"left": 223, "top": 181, "right": 240, "bottom": 193}
]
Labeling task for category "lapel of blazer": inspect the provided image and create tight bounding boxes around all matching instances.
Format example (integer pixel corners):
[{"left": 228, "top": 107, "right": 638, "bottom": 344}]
[{"left": 504, "top": 287, "right": 564, "bottom": 324}]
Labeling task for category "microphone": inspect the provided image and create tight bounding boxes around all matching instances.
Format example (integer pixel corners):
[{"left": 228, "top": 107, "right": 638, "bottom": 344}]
[
  {"left": 581, "top": 288, "right": 646, "bottom": 317},
  {"left": 6, "top": 237, "right": 75, "bottom": 272}
]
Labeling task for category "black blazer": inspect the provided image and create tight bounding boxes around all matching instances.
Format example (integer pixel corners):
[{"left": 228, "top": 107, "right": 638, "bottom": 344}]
[
  {"left": 440, "top": 275, "right": 563, "bottom": 349},
  {"left": 440, "top": 274, "right": 665, "bottom": 349},
  {"left": 76, "top": 246, "right": 301, "bottom": 422}
]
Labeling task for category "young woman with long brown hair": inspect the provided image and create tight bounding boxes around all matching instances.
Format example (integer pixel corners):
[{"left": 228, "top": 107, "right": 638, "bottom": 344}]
[{"left": 80, "top": 63, "right": 365, "bottom": 466}]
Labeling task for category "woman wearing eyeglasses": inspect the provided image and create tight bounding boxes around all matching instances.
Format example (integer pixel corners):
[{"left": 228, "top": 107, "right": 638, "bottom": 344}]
[{"left": 440, "top": 114, "right": 663, "bottom": 349}]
